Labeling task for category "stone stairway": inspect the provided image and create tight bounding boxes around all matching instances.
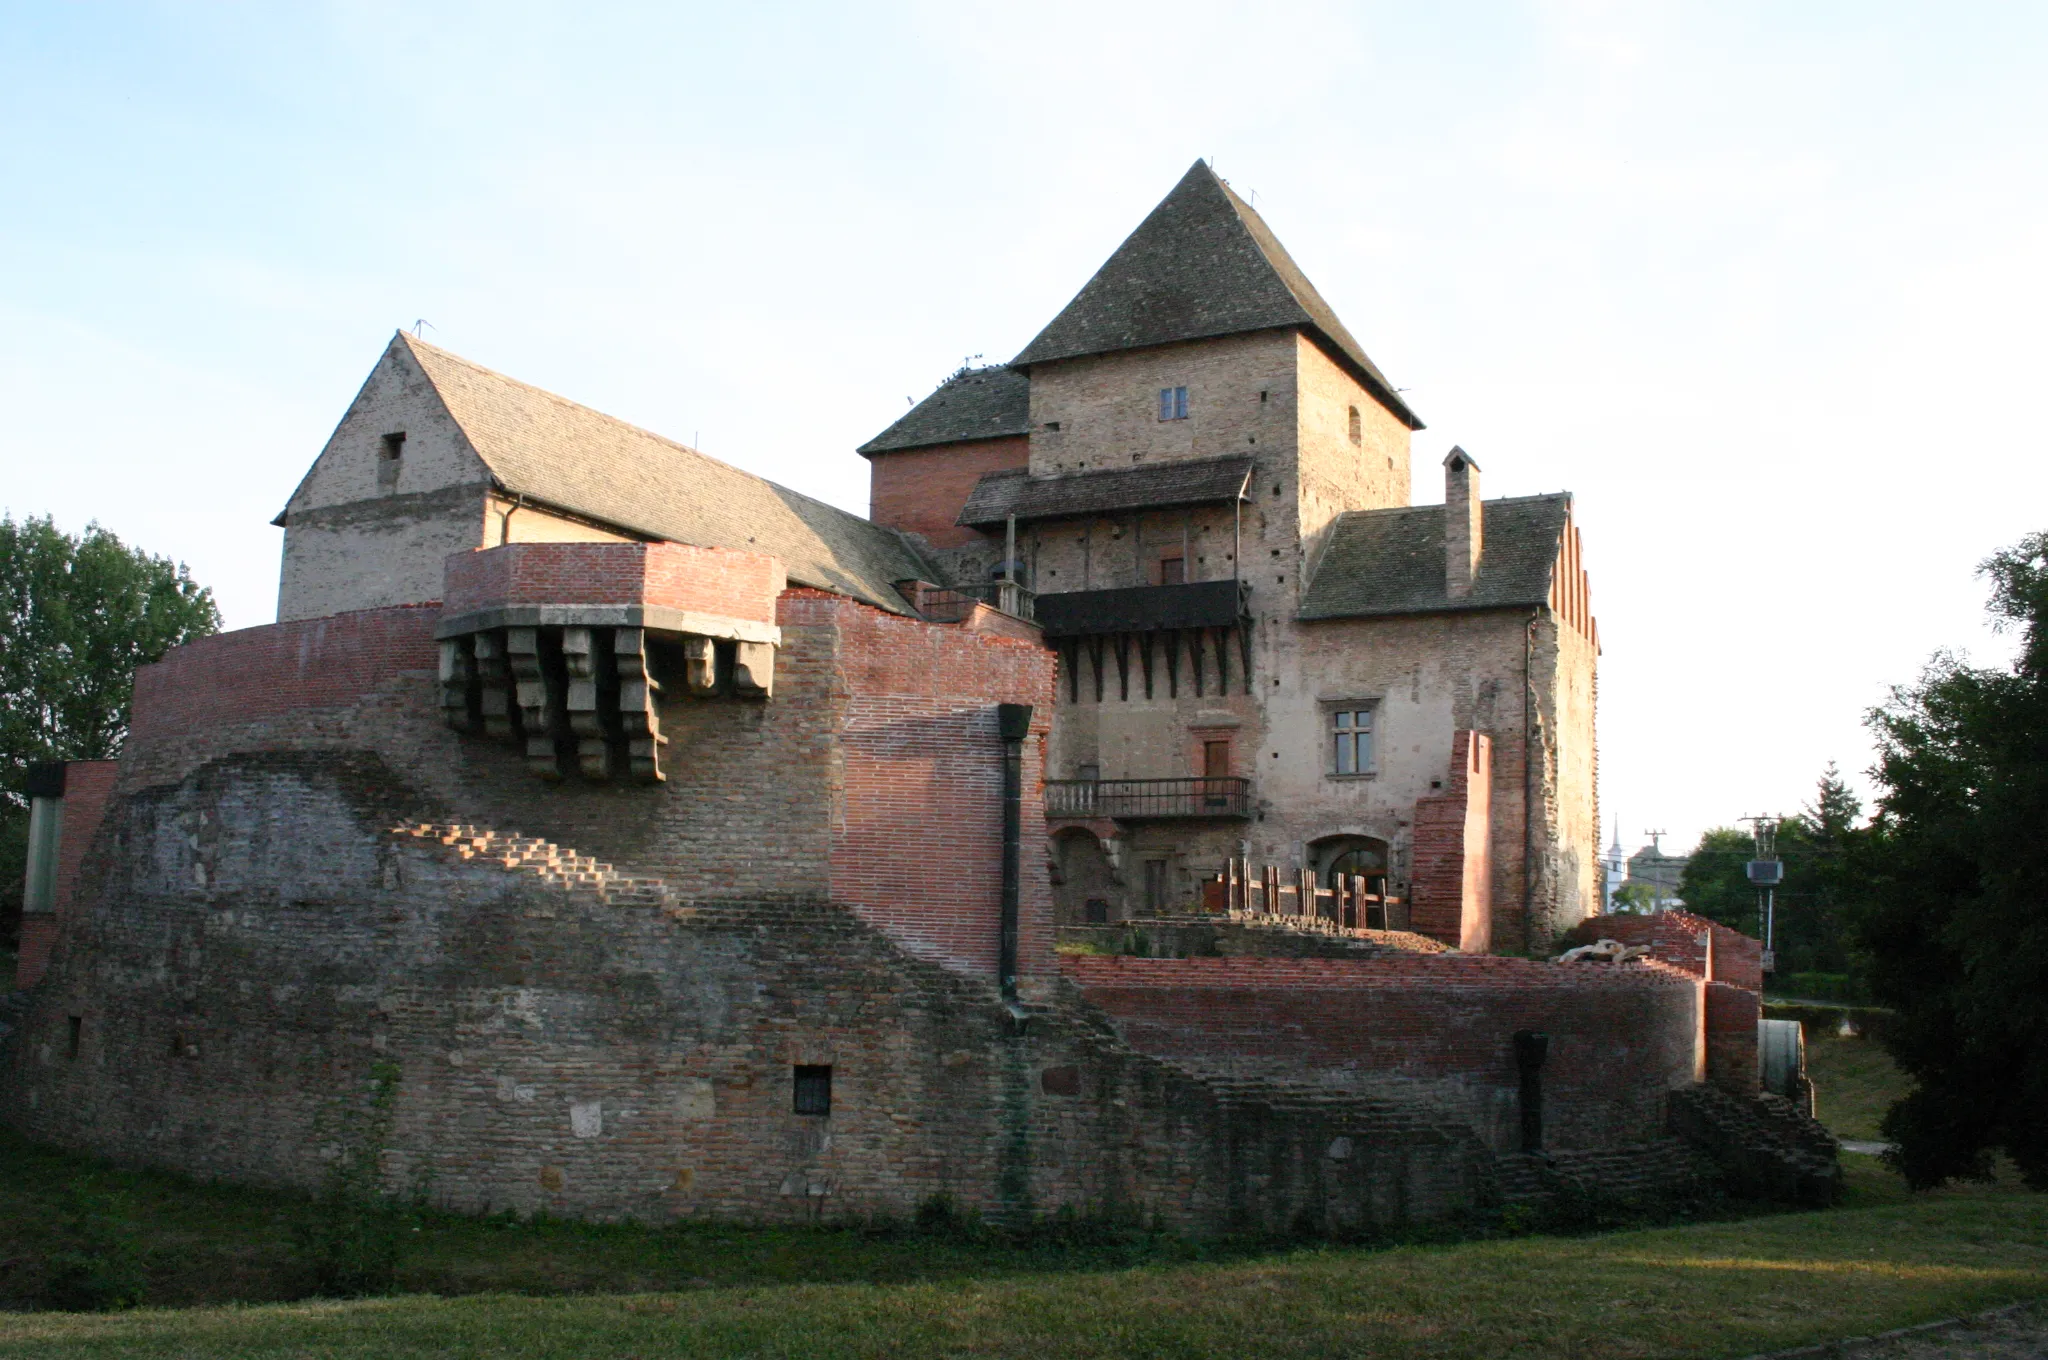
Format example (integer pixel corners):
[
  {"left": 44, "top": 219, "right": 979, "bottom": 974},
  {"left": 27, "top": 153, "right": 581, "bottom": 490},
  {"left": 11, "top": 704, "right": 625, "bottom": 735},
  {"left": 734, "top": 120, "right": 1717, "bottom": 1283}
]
[
  {"left": 389, "top": 821, "right": 673, "bottom": 906},
  {"left": 1668, "top": 1083, "right": 1843, "bottom": 1205},
  {"left": 1492, "top": 1138, "right": 1721, "bottom": 1209}
]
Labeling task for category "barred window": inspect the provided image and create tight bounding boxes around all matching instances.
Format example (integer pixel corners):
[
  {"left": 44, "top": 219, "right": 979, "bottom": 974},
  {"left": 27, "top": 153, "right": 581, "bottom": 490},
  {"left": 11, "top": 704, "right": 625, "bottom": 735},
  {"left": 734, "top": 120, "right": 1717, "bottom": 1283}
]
[{"left": 1332, "top": 709, "right": 1374, "bottom": 775}]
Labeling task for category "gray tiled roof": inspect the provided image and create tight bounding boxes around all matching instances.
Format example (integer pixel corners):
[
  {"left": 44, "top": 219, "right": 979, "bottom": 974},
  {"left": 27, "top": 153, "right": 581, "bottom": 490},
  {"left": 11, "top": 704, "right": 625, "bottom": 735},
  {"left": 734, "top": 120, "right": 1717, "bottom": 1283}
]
[
  {"left": 1298, "top": 494, "right": 1572, "bottom": 619},
  {"left": 402, "top": 335, "right": 932, "bottom": 614},
  {"left": 1012, "top": 162, "right": 1422, "bottom": 431},
  {"left": 858, "top": 365, "right": 1030, "bottom": 455},
  {"left": 958, "top": 455, "right": 1254, "bottom": 529}
]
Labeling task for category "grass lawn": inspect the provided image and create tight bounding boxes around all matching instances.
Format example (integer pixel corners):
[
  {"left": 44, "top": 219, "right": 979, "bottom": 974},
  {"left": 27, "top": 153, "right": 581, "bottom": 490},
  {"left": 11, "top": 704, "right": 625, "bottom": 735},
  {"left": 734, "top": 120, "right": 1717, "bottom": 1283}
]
[
  {"left": 1803, "top": 1026, "right": 1910, "bottom": 1143},
  {"left": 2, "top": 1126, "right": 2045, "bottom": 1359}
]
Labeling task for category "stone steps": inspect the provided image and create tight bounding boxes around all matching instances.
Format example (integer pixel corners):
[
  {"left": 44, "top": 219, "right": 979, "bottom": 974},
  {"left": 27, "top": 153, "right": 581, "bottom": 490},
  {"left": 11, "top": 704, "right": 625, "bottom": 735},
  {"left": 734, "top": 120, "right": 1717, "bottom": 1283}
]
[{"left": 390, "top": 821, "right": 676, "bottom": 906}]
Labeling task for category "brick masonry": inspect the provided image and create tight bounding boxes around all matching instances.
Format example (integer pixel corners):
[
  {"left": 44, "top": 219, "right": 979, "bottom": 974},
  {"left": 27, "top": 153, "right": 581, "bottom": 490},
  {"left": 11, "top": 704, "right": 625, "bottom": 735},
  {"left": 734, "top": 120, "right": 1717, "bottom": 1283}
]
[
  {"left": 865, "top": 436, "right": 1028, "bottom": 551},
  {"left": 1063, "top": 953, "right": 1703, "bottom": 1153},
  {"left": 442, "top": 541, "right": 786, "bottom": 624},
  {"left": 13, "top": 760, "right": 118, "bottom": 991}
]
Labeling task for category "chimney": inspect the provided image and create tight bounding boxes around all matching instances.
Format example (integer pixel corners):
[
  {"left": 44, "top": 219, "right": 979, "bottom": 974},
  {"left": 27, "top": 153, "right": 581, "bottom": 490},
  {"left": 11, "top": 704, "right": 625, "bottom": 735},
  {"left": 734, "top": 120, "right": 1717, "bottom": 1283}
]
[{"left": 1444, "top": 447, "right": 1482, "bottom": 598}]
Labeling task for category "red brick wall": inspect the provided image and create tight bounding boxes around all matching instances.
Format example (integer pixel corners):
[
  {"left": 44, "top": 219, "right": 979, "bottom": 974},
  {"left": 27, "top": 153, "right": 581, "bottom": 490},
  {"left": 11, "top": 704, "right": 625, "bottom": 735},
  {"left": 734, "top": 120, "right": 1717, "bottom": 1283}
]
[
  {"left": 1705, "top": 981, "right": 1760, "bottom": 1094},
  {"left": 1410, "top": 730, "right": 1492, "bottom": 949},
  {"left": 866, "top": 437, "right": 1028, "bottom": 550},
  {"left": 807, "top": 590, "right": 1059, "bottom": 985},
  {"left": 1064, "top": 953, "right": 1701, "bottom": 1149},
  {"left": 442, "top": 542, "right": 785, "bottom": 624},
  {"left": 126, "top": 605, "right": 442, "bottom": 770},
  {"left": 16, "top": 760, "right": 119, "bottom": 990},
  {"left": 1567, "top": 910, "right": 1764, "bottom": 992}
]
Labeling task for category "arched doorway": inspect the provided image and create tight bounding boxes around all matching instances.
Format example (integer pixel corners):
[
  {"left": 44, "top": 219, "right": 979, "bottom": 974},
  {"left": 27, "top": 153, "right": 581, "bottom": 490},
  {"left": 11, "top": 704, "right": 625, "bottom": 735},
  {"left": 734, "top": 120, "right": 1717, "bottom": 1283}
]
[
  {"left": 1052, "top": 828, "right": 1123, "bottom": 925},
  {"left": 1310, "top": 835, "right": 1391, "bottom": 893}
]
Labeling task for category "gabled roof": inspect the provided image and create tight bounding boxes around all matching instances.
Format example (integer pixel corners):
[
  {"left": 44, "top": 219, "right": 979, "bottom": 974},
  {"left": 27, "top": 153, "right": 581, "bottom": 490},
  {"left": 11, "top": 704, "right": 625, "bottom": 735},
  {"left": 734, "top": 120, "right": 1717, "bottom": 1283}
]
[
  {"left": 859, "top": 365, "right": 1030, "bottom": 456},
  {"left": 958, "top": 455, "right": 1254, "bottom": 529},
  {"left": 1012, "top": 161, "right": 1422, "bottom": 431},
  {"left": 369, "top": 334, "right": 933, "bottom": 614},
  {"left": 1298, "top": 494, "right": 1572, "bottom": 619}
]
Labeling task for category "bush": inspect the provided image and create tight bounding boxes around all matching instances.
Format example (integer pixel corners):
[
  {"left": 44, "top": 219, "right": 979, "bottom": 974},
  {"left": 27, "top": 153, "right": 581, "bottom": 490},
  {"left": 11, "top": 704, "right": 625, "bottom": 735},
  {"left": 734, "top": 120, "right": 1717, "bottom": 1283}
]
[
  {"left": 295, "top": 1061, "right": 416, "bottom": 1296},
  {"left": 46, "top": 1175, "right": 147, "bottom": 1311}
]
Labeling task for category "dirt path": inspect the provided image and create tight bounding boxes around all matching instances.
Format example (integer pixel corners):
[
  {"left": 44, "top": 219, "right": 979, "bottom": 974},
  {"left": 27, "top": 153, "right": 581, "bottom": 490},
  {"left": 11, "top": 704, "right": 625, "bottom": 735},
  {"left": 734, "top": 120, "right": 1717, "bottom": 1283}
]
[{"left": 1744, "top": 1301, "right": 2048, "bottom": 1359}]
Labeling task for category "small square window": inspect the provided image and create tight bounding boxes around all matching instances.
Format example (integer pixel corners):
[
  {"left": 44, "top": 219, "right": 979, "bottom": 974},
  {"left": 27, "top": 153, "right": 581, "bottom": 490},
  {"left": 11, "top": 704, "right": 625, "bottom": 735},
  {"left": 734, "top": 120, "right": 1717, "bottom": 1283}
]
[
  {"left": 67, "top": 1016, "right": 82, "bottom": 1060},
  {"left": 793, "top": 1064, "right": 832, "bottom": 1116},
  {"left": 1158, "top": 386, "right": 1189, "bottom": 421},
  {"left": 1158, "top": 556, "right": 1186, "bottom": 585},
  {"left": 1332, "top": 709, "right": 1375, "bottom": 776}
]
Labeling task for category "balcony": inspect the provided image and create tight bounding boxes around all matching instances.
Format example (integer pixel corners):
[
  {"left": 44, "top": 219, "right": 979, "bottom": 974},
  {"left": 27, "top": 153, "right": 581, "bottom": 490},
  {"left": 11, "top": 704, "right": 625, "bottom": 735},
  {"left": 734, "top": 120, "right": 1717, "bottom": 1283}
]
[
  {"left": 1045, "top": 777, "right": 1253, "bottom": 821},
  {"left": 913, "top": 580, "right": 1036, "bottom": 623},
  {"left": 1033, "top": 579, "right": 1247, "bottom": 639}
]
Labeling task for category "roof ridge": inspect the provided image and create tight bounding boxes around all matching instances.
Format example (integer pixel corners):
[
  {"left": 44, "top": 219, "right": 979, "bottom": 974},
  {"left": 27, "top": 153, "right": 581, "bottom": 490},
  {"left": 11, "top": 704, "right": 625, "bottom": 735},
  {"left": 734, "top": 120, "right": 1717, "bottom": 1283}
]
[
  {"left": 399, "top": 332, "right": 896, "bottom": 540},
  {"left": 1011, "top": 162, "right": 1421, "bottom": 430}
]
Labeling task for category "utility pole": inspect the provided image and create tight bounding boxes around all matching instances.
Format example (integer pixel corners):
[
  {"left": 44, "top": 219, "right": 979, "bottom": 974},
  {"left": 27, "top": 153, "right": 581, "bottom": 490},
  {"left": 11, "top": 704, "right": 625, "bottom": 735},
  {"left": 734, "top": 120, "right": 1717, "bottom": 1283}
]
[{"left": 1740, "top": 815, "right": 1783, "bottom": 973}]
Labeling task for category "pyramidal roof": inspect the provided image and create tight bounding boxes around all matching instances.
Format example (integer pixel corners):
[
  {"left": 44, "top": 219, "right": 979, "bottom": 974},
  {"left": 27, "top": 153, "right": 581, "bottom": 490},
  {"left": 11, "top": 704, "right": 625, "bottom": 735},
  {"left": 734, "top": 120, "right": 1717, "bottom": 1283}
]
[
  {"left": 370, "top": 333, "right": 932, "bottom": 613},
  {"left": 1012, "top": 161, "right": 1422, "bottom": 430}
]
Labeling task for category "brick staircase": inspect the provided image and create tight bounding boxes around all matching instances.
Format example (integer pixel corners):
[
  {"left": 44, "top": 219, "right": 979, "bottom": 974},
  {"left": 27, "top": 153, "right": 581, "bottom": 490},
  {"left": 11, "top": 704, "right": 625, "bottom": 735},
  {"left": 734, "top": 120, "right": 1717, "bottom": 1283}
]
[
  {"left": 390, "top": 821, "right": 673, "bottom": 906},
  {"left": 1668, "top": 1083, "right": 1842, "bottom": 1205}
]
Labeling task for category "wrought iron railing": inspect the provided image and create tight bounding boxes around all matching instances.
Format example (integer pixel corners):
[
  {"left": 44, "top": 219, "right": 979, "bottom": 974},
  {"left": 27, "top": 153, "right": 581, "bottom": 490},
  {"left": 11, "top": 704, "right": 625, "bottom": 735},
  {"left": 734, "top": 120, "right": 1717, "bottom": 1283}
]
[
  {"left": 916, "top": 580, "right": 1036, "bottom": 623},
  {"left": 1044, "top": 777, "right": 1252, "bottom": 820}
]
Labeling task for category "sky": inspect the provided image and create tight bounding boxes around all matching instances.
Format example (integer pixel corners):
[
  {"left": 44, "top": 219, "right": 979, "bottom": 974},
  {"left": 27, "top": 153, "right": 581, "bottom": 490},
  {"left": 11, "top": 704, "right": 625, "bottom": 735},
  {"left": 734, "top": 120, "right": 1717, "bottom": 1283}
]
[{"left": 4, "top": 1, "right": 2045, "bottom": 855}]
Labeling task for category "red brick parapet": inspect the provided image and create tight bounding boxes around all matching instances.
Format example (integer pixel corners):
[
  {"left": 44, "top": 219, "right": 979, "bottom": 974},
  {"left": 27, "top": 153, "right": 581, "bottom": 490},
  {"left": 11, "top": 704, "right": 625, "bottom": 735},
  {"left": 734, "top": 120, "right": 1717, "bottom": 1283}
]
[
  {"left": 1565, "top": 908, "right": 1764, "bottom": 992},
  {"left": 440, "top": 542, "right": 786, "bottom": 643}
]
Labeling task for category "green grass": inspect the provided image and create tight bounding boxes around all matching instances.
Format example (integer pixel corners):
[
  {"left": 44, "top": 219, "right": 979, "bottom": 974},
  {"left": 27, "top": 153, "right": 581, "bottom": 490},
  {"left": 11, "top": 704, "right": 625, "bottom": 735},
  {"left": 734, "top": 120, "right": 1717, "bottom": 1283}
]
[
  {"left": 1804, "top": 1027, "right": 1911, "bottom": 1143},
  {"left": 4, "top": 1100, "right": 2043, "bottom": 1359},
  {"left": 0, "top": 1166, "right": 2042, "bottom": 1358}
]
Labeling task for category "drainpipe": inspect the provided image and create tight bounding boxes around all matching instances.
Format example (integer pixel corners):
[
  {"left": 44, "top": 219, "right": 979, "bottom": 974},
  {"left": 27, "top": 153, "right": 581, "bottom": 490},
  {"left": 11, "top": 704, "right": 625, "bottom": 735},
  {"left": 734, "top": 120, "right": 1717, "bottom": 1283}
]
[
  {"left": 997, "top": 703, "right": 1034, "bottom": 1002},
  {"left": 1514, "top": 1029, "right": 1549, "bottom": 1153},
  {"left": 1524, "top": 612, "right": 1539, "bottom": 945}
]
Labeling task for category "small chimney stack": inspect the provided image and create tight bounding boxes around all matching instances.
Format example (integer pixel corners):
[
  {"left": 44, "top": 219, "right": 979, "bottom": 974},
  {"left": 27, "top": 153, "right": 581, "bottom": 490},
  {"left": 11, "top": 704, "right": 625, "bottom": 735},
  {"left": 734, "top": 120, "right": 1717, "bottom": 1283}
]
[{"left": 1444, "top": 447, "right": 1483, "bottom": 598}]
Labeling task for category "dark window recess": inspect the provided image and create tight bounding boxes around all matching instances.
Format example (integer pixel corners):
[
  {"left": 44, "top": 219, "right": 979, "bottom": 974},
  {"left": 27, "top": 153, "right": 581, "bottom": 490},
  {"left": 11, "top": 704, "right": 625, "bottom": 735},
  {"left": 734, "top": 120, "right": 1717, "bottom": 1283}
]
[
  {"left": 793, "top": 1065, "right": 832, "bottom": 1116},
  {"left": 378, "top": 431, "right": 406, "bottom": 491},
  {"left": 1077, "top": 763, "right": 1101, "bottom": 782},
  {"left": 1045, "top": 421, "right": 1061, "bottom": 432},
  {"left": 1348, "top": 405, "right": 1362, "bottom": 445},
  {"left": 67, "top": 1016, "right": 82, "bottom": 1060},
  {"left": 1144, "top": 860, "right": 1169, "bottom": 912},
  {"left": 1084, "top": 898, "right": 1110, "bottom": 924},
  {"left": 1158, "top": 386, "right": 1189, "bottom": 421}
]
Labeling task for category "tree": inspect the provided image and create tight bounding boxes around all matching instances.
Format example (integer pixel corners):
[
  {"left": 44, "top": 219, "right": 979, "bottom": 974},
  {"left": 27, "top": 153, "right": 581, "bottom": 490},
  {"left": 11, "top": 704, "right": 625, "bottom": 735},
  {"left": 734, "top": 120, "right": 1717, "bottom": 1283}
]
[
  {"left": 1677, "top": 772, "right": 1867, "bottom": 975},
  {"left": 1850, "top": 531, "right": 2048, "bottom": 1191},
  {"left": 0, "top": 516, "right": 220, "bottom": 940}
]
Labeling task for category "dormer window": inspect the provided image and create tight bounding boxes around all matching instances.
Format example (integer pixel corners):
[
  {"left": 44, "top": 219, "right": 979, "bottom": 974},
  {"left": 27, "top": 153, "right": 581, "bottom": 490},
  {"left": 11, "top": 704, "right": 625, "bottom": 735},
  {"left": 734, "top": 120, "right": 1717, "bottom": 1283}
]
[
  {"left": 378, "top": 432, "right": 406, "bottom": 492},
  {"left": 1158, "top": 386, "right": 1189, "bottom": 421}
]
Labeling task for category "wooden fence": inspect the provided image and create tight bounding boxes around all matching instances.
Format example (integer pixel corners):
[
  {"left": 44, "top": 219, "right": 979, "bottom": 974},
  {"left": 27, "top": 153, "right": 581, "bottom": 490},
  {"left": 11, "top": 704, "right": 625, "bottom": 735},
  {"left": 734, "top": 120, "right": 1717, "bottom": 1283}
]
[{"left": 1200, "top": 858, "right": 1409, "bottom": 932}]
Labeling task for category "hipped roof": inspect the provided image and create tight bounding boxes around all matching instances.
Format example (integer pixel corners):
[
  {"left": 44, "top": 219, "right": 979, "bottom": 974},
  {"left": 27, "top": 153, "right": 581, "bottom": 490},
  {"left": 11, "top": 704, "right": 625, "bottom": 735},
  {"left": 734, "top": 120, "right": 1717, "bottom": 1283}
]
[
  {"left": 1012, "top": 161, "right": 1422, "bottom": 431},
  {"left": 858, "top": 365, "right": 1031, "bottom": 456}
]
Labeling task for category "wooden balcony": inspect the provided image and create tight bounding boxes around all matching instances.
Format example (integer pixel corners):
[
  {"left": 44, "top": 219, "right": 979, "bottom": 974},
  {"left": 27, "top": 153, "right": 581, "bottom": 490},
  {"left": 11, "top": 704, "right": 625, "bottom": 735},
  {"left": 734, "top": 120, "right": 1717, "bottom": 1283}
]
[{"left": 1044, "top": 777, "right": 1252, "bottom": 821}]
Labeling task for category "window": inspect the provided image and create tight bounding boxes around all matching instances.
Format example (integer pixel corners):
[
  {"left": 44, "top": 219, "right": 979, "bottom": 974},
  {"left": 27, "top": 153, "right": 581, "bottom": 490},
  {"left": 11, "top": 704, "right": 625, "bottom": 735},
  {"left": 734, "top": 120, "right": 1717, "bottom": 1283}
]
[
  {"left": 793, "top": 1064, "right": 832, "bottom": 1116},
  {"left": 1144, "top": 860, "right": 1169, "bottom": 912},
  {"left": 1202, "top": 740, "right": 1231, "bottom": 778},
  {"left": 1332, "top": 709, "right": 1374, "bottom": 775},
  {"left": 67, "top": 1016, "right": 82, "bottom": 1060},
  {"left": 1158, "top": 386, "right": 1189, "bottom": 421},
  {"left": 1076, "top": 763, "right": 1101, "bottom": 782},
  {"left": 1084, "top": 898, "right": 1110, "bottom": 924},
  {"left": 1347, "top": 406, "right": 1362, "bottom": 445},
  {"left": 378, "top": 432, "right": 406, "bottom": 491},
  {"left": 1158, "top": 556, "right": 1186, "bottom": 585}
]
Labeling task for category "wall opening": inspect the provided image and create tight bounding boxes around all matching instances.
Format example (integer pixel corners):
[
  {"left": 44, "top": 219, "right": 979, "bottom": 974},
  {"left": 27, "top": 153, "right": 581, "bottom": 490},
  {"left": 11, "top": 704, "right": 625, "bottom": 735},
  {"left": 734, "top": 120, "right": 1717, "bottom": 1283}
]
[
  {"left": 793, "top": 1065, "right": 832, "bottom": 1117},
  {"left": 66, "top": 1016, "right": 82, "bottom": 1060}
]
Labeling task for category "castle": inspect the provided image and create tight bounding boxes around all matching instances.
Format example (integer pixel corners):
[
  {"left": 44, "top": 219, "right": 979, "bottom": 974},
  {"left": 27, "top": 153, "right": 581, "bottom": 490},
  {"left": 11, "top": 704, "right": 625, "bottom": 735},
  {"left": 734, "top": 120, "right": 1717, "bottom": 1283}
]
[{"left": 5, "top": 163, "right": 1828, "bottom": 1229}]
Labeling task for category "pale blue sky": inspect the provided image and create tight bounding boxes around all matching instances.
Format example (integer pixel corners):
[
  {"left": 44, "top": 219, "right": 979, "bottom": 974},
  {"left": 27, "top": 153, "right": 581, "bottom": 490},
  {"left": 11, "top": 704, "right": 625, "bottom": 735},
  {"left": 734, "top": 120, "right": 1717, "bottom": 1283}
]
[{"left": 5, "top": 1, "right": 2045, "bottom": 852}]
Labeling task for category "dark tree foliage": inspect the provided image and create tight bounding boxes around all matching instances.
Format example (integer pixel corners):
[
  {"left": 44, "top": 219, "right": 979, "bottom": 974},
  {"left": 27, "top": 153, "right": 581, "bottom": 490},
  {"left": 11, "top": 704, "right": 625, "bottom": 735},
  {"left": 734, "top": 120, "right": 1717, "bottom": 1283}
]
[
  {"left": 0, "top": 515, "right": 219, "bottom": 938},
  {"left": 1678, "top": 768, "right": 1865, "bottom": 974},
  {"left": 1852, "top": 531, "right": 2048, "bottom": 1191}
]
